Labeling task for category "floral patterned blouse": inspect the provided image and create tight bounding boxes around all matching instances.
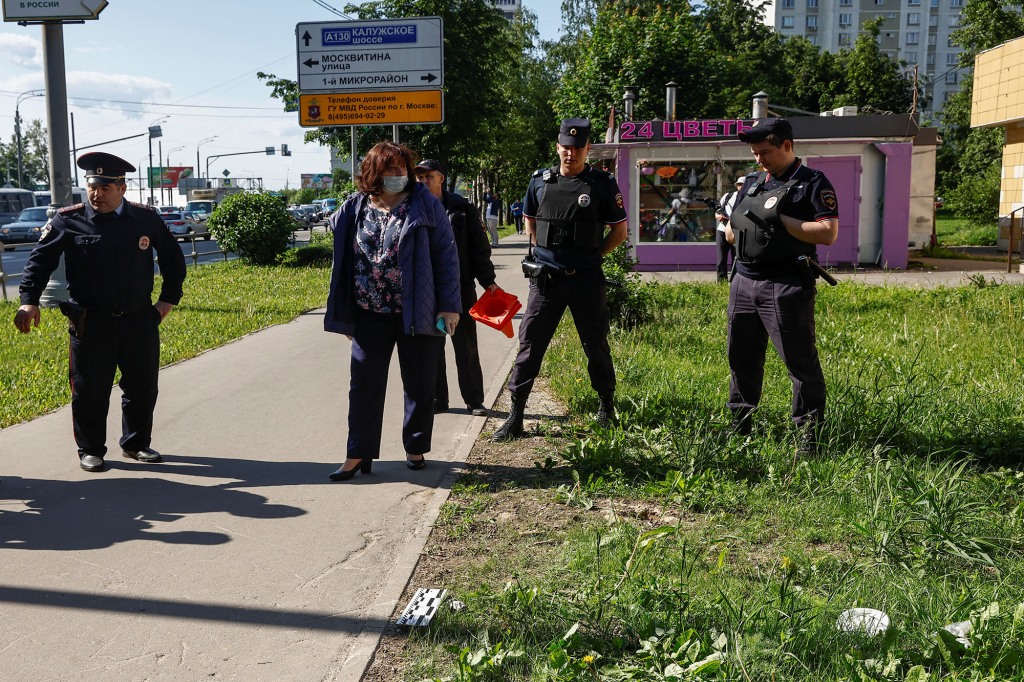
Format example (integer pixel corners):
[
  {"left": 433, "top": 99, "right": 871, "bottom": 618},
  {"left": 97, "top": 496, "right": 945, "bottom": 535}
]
[{"left": 353, "top": 196, "right": 409, "bottom": 313}]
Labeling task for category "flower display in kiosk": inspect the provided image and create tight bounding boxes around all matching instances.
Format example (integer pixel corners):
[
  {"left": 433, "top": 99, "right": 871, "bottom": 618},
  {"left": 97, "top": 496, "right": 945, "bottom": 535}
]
[
  {"left": 640, "top": 162, "right": 655, "bottom": 175},
  {"left": 656, "top": 166, "right": 679, "bottom": 179}
]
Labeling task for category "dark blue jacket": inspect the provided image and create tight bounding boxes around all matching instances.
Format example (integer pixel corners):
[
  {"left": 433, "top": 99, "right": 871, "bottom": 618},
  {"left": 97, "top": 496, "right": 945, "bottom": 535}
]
[{"left": 324, "top": 182, "right": 461, "bottom": 336}]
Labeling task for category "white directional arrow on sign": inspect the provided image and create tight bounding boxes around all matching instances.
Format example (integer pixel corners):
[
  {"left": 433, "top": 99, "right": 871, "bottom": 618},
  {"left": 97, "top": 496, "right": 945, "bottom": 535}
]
[{"left": 2, "top": 0, "right": 108, "bottom": 22}]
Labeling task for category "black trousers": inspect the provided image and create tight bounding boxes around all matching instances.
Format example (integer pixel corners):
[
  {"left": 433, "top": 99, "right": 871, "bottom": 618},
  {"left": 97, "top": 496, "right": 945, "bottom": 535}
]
[
  {"left": 69, "top": 307, "right": 162, "bottom": 458},
  {"left": 435, "top": 309, "right": 485, "bottom": 408},
  {"left": 726, "top": 273, "right": 825, "bottom": 428},
  {"left": 507, "top": 267, "right": 615, "bottom": 398},
  {"left": 715, "top": 229, "right": 735, "bottom": 280},
  {"left": 348, "top": 311, "right": 443, "bottom": 458}
]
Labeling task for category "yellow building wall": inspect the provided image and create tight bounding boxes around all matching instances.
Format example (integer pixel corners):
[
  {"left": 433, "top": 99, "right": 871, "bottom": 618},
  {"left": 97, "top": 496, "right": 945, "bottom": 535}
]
[
  {"left": 998, "top": 127, "right": 1024, "bottom": 248},
  {"left": 972, "top": 36, "right": 1024, "bottom": 129}
]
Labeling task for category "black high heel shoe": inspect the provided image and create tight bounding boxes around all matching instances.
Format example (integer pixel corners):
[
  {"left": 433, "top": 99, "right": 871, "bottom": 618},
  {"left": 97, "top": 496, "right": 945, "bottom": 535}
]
[
  {"left": 328, "top": 459, "right": 372, "bottom": 481},
  {"left": 406, "top": 454, "right": 426, "bottom": 470}
]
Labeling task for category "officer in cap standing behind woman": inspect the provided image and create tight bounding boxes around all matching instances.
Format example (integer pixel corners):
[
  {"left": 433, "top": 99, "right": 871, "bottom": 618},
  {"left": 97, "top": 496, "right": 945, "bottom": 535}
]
[
  {"left": 13, "top": 152, "right": 187, "bottom": 472},
  {"left": 723, "top": 118, "right": 839, "bottom": 456},
  {"left": 492, "top": 118, "right": 628, "bottom": 441}
]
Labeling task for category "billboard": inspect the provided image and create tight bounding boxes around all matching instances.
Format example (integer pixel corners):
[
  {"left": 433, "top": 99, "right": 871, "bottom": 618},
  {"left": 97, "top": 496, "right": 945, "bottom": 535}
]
[
  {"left": 148, "top": 167, "right": 194, "bottom": 188},
  {"left": 301, "top": 173, "right": 334, "bottom": 189}
]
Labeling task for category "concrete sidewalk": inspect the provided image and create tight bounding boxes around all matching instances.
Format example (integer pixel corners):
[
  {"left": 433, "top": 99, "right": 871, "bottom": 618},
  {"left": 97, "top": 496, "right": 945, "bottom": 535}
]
[
  {"left": 2, "top": 234, "right": 1020, "bottom": 681},
  {"left": 0, "top": 234, "right": 532, "bottom": 681}
]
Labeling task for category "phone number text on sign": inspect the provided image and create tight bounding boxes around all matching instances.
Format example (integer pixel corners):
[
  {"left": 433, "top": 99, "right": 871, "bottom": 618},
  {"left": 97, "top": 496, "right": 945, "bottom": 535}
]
[{"left": 299, "top": 91, "right": 443, "bottom": 127}]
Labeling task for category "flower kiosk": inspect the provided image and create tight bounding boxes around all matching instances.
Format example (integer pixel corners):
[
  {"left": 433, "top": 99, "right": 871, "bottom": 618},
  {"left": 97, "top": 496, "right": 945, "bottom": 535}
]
[{"left": 589, "top": 114, "right": 938, "bottom": 271}]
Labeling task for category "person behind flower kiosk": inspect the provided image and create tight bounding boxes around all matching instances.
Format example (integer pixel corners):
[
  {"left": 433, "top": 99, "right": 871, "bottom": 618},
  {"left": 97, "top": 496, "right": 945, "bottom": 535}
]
[
  {"left": 723, "top": 118, "right": 839, "bottom": 456},
  {"left": 13, "top": 152, "right": 187, "bottom": 473},
  {"left": 492, "top": 117, "right": 628, "bottom": 441}
]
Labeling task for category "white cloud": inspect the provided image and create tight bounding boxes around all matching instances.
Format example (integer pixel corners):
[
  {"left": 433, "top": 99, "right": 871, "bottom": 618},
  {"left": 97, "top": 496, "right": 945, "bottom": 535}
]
[
  {"left": 66, "top": 72, "right": 174, "bottom": 119},
  {"left": 0, "top": 33, "right": 42, "bottom": 69}
]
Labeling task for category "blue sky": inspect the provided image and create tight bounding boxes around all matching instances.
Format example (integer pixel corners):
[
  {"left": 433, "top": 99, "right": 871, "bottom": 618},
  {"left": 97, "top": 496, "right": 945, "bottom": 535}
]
[{"left": 0, "top": 0, "right": 562, "bottom": 193}]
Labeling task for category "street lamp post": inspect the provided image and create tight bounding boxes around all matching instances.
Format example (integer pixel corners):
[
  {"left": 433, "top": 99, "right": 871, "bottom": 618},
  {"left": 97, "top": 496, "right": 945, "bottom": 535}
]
[
  {"left": 196, "top": 136, "right": 217, "bottom": 188},
  {"left": 147, "top": 117, "right": 167, "bottom": 206},
  {"left": 165, "top": 145, "right": 185, "bottom": 207},
  {"left": 15, "top": 90, "right": 45, "bottom": 188}
]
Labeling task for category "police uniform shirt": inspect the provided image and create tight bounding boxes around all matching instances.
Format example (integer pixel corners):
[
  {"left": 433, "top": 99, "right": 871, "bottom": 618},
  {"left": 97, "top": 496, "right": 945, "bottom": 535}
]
[
  {"left": 734, "top": 158, "right": 838, "bottom": 278},
  {"left": 523, "top": 164, "right": 627, "bottom": 271},
  {"left": 19, "top": 200, "right": 186, "bottom": 310}
]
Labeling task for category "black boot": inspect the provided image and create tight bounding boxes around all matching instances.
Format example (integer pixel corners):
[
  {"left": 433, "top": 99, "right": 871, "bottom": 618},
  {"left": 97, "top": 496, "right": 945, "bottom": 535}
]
[
  {"left": 596, "top": 393, "right": 616, "bottom": 427},
  {"left": 730, "top": 408, "right": 753, "bottom": 436},
  {"left": 492, "top": 392, "right": 527, "bottom": 441}
]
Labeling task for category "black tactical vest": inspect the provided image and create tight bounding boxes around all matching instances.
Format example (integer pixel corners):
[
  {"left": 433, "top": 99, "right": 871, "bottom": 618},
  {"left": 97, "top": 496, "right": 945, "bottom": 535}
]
[
  {"left": 731, "top": 174, "right": 816, "bottom": 263},
  {"left": 534, "top": 168, "right": 605, "bottom": 250}
]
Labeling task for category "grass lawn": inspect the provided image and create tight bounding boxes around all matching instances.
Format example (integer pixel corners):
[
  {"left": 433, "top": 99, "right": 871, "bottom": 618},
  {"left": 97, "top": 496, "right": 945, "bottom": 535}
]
[
  {"left": 398, "top": 280, "right": 1024, "bottom": 681},
  {"left": 934, "top": 211, "right": 999, "bottom": 248},
  {"left": 0, "top": 260, "right": 330, "bottom": 429}
]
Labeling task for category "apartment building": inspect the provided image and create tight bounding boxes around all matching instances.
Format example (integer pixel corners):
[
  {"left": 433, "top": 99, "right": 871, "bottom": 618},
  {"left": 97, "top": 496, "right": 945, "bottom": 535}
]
[
  {"left": 488, "top": 0, "right": 521, "bottom": 21},
  {"left": 767, "top": 0, "right": 965, "bottom": 117}
]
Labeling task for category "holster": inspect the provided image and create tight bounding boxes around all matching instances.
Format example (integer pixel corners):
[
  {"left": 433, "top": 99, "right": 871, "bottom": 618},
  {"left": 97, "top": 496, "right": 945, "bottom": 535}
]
[
  {"left": 521, "top": 257, "right": 547, "bottom": 279},
  {"left": 796, "top": 258, "right": 816, "bottom": 290},
  {"left": 58, "top": 301, "right": 87, "bottom": 339}
]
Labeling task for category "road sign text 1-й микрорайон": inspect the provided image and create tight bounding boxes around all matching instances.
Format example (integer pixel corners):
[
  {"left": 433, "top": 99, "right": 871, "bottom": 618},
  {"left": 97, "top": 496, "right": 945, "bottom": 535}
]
[
  {"left": 2, "top": 0, "right": 107, "bottom": 21},
  {"left": 298, "top": 91, "right": 443, "bottom": 127},
  {"left": 295, "top": 17, "right": 443, "bottom": 93}
]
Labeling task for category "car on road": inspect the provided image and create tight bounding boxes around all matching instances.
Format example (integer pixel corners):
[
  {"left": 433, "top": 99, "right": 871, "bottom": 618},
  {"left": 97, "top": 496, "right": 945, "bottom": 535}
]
[
  {"left": 161, "top": 211, "right": 211, "bottom": 241},
  {"left": 298, "top": 204, "right": 323, "bottom": 223},
  {"left": 1, "top": 206, "right": 50, "bottom": 250},
  {"left": 287, "top": 207, "right": 312, "bottom": 230}
]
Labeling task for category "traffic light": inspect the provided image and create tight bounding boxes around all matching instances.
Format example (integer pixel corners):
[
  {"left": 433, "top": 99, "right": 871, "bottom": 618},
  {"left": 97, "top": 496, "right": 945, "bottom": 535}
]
[{"left": 281, "top": 144, "right": 291, "bottom": 157}]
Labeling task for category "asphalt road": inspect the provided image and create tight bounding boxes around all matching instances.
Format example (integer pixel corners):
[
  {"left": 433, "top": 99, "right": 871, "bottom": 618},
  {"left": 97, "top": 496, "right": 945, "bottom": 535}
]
[{"left": 0, "top": 224, "right": 326, "bottom": 303}]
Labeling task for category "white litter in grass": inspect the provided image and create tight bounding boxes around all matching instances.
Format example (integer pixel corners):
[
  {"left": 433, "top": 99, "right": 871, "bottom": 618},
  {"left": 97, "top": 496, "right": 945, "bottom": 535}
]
[
  {"left": 836, "top": 608, "right": 890, "bottom": 637},
  {"left": 943, "top": 620, "right": 972, "bottom": 648}
]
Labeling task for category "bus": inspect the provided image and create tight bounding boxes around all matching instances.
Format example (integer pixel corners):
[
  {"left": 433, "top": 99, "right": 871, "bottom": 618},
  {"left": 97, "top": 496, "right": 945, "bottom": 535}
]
[
  {"left": 34, "top": 188, "right": 87, "bottom": 208},
  {"left": 0, "top": 187, "right": 36, "bottom": 228}
]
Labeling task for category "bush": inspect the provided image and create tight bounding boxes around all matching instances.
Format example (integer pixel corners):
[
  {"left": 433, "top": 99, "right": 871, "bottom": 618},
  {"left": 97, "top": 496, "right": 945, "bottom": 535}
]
[
  {"left": 944, "top": 163, "right": 1001, "bottom": 225},
  {"left": 207, "top": 193, "right": 296, "bottom": 265},
  {"left": 602, "top": 242, "right": 657, "bottom": 329}
]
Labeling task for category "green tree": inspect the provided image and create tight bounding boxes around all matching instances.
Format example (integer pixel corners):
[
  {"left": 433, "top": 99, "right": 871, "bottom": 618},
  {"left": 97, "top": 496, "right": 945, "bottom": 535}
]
[
  {"left": 935, "top": 0, "right": 1024, "bottom": 219},
  {"left": 829, "top": 18, "right": 919, "bottom": 114},
  {"left": 0, "top": 118, "right": 49, "bottom": 188},
  {"left": 207, "top": 192, "right": 295, "bottom": 265}
]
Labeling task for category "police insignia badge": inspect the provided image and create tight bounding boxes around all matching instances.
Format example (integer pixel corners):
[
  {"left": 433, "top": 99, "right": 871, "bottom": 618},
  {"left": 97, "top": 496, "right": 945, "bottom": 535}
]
[
  {"left": 39, "top": 221, "right": 53, "bottom": 241},
  {"left": 615, "top": 193, "right": 623, "bottom": 208},
  {"left": 821, "top": 189, "right": 837, "bottom": 211},
  {"left": 578, "top": 194, "right": 591, "bottom": 207},
  {"left": 765, "top": 196, "right": 779, "bottom": 209},
  {"left": 139, "top": 236, "right": 151, "bottom": 250}
]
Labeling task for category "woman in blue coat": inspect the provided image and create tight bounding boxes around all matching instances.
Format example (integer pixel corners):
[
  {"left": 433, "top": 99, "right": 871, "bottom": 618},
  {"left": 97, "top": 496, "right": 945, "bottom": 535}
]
[{"left": 324, "top": 141, "right": 461, "bottom": 480}]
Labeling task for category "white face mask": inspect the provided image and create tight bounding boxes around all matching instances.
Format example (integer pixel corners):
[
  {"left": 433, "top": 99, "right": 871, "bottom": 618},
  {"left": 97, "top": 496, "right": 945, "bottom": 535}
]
[{"left": 381, "top": 176, "right": 408, "bottom": 194}]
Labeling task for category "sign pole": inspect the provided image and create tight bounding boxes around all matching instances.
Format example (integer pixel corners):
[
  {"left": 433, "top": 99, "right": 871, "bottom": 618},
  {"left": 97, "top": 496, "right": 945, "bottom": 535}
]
[
  {"left": 350, "top": 126, "right": 358, "bottom": 182},
  {"left": 39, "top": 19, "right": 73, "bottom": 307},
  {"left": 392, "top": 125, "right": 399, "bottom": 144}
]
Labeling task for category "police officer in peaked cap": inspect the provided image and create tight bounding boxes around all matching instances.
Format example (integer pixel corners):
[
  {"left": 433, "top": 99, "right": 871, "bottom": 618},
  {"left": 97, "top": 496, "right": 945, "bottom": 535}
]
[
  {"left": 13, "top": 151, "right": 187, "bottom": 472},
  {"left": 724, "top": 118, "right": 839, "bottom": 456},
  {"left": 492, "top": 118, "right": 628, "bottom": 441}
]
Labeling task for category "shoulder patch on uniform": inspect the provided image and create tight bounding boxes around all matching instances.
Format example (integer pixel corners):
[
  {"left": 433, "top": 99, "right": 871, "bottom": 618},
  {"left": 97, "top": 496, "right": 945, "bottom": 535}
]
[
  {"left": 39, "top": 221, "right": 54, "bottom": 241},
  {"left": 615, "top": 193, "right": 624, "bottom": 209},
  {"left": 820, "top": 189, "right": 837, "bottom": 210},
  {"left": 58, "top": 203, "right": 85, "bottom": 214}
]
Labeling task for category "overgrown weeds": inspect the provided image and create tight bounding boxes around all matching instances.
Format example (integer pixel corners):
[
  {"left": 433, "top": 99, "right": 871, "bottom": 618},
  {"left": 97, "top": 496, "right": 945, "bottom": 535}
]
[{"left": 403, "top": 281, "right": 1024, "bottom": 681}]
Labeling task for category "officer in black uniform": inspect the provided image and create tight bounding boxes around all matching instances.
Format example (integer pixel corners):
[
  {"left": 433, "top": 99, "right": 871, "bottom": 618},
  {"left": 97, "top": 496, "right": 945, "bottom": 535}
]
[
  {"left": 13, "top": 152, "right": 187, "bottom": 472},
  {"left": 724, "top": 118, "right": 839, "bottom": 455},
  {"left": 414, "top": 158, "right": 498, "bottom": 417},
  {"left": 492, "top": 118, "right": 628, "bottom": 440}
]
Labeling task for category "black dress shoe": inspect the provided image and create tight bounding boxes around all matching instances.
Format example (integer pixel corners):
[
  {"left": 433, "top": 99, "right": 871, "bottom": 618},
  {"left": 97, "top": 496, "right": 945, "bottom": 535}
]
[
  {"left": 469, "top": 405, "right": 489, "bottom": 417},
  {"left": 406, "top": 454, "right": 426, "bottom": 470},
  {"left": 434, "top": 402, "right": 449, "bottom": 414},
  {"left": 122, "top": 447, "right": 163, "bottom": 463},
  {"left": 328, "top": 459, "right": 372, "bottom": 481},
  {"left": 79, "top": 455, "right": 106, "bottom": 472}
]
